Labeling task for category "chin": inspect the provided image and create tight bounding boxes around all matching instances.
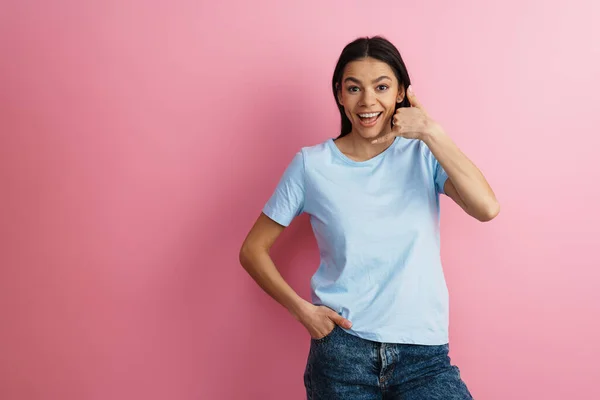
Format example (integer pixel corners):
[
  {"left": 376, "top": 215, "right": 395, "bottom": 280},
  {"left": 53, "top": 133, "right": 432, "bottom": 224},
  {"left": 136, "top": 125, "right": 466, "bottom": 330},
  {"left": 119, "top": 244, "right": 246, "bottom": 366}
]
[
  {"left": 355, "top": 131, "right": 376, "bottom": 141},
  {"left": 360, "top": 127, "right": 387, "bottom": 139}
]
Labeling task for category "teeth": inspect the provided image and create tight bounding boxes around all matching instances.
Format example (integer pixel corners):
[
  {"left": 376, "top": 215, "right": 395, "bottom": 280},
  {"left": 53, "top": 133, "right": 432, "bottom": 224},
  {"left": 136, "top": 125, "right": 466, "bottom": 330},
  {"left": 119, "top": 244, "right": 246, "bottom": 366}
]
[{"left": 358, "top": 112, "right": 381, "bottom": 118}]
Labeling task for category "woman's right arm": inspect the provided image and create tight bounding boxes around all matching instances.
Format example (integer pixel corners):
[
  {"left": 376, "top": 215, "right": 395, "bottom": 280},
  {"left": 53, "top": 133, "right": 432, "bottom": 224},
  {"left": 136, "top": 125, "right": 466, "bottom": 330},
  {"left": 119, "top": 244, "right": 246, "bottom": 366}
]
[
  {"left": 239, "top": 213, "right": 352, "bottom": 338},
  {"left": 239, "top": 212, "right": 312, "bottom": 321}
]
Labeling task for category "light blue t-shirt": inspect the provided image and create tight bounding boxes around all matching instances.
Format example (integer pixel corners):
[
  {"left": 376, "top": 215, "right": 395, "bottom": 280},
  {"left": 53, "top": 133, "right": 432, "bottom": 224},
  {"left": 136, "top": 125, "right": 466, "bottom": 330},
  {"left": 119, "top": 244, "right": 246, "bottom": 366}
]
[{"left": 263, "top": 136, "right": 451, "bottom": 345}]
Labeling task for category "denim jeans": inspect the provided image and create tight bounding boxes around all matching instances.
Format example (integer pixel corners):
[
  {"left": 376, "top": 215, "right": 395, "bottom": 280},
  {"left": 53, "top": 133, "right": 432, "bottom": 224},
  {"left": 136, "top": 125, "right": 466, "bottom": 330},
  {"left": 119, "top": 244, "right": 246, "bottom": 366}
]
[{"left": 303, "top": 325, "right": 474, "bottom": 399}]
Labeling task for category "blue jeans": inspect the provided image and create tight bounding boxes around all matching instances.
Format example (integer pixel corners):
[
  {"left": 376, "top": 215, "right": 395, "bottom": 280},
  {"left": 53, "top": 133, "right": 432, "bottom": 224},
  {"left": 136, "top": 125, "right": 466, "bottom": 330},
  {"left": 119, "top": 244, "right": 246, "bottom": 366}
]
[{"left": 304, "top": 325, "right": 474, "bottom": 399}]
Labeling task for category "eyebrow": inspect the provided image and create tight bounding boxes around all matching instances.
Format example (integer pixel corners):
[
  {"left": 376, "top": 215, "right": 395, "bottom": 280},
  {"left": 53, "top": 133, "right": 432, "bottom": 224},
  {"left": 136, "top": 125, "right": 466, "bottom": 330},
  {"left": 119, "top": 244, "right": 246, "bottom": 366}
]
[{"left": 343, "top": 75, "right": 392, "bottom": 84}]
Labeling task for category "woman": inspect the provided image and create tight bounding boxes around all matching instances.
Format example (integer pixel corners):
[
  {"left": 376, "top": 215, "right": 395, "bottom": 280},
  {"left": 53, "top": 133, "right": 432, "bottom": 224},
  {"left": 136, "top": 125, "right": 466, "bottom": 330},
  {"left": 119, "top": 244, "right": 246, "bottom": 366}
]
[{"left": 239, "top": 36, "right": 499, "bottom": 399}]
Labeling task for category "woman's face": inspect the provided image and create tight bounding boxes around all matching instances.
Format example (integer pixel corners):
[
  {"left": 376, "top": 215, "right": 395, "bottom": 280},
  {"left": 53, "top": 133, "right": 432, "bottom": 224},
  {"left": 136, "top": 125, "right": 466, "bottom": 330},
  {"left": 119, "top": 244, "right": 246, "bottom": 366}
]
[{"left": 337, "top": 57, "right": 405, "bottom": 140}]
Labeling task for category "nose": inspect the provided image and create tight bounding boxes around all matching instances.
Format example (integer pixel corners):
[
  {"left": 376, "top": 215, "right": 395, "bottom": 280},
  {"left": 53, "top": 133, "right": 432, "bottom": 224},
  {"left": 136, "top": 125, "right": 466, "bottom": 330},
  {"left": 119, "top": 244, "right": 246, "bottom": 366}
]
[{"left": 359, "top": 88, "right": 376, "bottom": 107}]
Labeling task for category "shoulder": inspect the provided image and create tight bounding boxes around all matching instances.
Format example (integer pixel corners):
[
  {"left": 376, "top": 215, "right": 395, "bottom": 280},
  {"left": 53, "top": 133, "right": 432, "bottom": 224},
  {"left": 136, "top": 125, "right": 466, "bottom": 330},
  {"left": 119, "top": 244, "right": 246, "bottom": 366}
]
[
  {"left": 300, "top": 138, "right": 331, "bottom": 157},
  {"left": 389, "top": 138, "right": 441, "bottom": 174},
  {"left": 291, "top": 138, "right": 333, "bottom": 166},
  {"left": 280, "top": 138, "right": 331, "bottom": 176},
  {"left": 389, "top": 137, "right": 432, "bottom": 159},
  {"left": 409, "top": 138, "right": 438, "bottom": 163}
]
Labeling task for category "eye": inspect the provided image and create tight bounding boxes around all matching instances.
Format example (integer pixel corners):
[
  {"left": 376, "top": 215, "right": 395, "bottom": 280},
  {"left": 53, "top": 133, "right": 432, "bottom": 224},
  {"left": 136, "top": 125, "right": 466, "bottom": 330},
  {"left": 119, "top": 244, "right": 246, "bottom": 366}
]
[
  {"left": 347, "top": 86, "right": 360, "bottom": 93},
  {"left": 377, "top": 85, "right": 389, "bottom": 91}
]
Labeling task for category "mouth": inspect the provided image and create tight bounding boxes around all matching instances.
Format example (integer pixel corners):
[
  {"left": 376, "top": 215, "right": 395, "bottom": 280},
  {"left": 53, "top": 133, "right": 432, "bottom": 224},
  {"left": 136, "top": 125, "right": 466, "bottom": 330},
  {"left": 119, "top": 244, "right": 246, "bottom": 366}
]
[{"left": 357, "top": 112, "right": 383, "bottom": 127}]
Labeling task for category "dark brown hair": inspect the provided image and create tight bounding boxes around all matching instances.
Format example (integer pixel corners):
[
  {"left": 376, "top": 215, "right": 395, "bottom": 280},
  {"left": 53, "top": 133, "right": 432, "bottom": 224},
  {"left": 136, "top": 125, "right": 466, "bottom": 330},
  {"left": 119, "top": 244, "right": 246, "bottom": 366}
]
[{"left": 332, "top": 36, "right": 412, "bottom": 138}]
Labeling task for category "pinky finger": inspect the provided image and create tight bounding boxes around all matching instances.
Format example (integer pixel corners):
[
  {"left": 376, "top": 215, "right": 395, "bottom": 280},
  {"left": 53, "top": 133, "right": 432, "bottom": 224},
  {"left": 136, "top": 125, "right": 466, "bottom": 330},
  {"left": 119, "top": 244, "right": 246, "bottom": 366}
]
[{"left": 372, "top": 135, "right": 391, "bottom": 144}]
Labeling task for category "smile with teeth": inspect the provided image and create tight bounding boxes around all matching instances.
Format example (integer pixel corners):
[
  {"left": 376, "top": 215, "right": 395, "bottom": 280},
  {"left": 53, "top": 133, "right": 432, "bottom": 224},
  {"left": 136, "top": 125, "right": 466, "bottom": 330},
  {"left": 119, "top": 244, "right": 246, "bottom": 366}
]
[{"left": 357, "top": 111, "right": 383, "bottom": 126}]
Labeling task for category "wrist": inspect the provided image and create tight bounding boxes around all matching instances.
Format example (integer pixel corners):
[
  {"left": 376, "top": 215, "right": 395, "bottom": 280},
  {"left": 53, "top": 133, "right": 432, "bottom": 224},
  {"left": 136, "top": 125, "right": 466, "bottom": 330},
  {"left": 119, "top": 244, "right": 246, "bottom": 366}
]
[
  {"left": 288, "top": 298, "right": 313, "bottom": 322},
  {"left": 422, "top": 122, "right": 446, "bottom": 144}
]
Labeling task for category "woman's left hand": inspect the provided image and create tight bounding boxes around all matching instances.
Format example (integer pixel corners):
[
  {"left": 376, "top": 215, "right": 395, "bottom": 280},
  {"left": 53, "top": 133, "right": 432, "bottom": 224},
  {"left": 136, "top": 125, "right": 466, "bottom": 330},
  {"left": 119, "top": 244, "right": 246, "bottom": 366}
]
[{"left": 372, "top": 86, "right": 443, "bottom": 144}]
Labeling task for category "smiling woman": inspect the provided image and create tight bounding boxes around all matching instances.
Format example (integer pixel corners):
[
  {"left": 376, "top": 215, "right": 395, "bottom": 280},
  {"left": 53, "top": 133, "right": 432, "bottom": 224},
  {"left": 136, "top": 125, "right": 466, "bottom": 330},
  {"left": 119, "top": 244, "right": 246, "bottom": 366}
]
[
  {"left": 334, "top": 60, "right": 402, "bottom": 155},
  {"left": 332, "top": 37, "right": 412, "bottom": 142},
  {"left": 240, "top": 35, "right": 499, "bottom": 399},
  {"left": 339, "top": 73, "right": 395, "bottom": 128}
]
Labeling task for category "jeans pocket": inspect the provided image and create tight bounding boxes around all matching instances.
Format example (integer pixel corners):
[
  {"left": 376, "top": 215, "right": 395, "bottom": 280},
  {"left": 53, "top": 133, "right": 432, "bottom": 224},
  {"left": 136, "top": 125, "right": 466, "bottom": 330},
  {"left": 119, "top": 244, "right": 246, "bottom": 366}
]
[{"left": 312, "top": 325, "right": 338, "bottom": 344}]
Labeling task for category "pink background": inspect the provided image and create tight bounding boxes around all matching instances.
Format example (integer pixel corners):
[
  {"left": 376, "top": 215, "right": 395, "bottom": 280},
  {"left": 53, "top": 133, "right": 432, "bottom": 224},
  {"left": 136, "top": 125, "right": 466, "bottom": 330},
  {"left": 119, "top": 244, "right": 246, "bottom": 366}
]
[{"left": 1, "top": 1, "right": 599, "bottom": 399}]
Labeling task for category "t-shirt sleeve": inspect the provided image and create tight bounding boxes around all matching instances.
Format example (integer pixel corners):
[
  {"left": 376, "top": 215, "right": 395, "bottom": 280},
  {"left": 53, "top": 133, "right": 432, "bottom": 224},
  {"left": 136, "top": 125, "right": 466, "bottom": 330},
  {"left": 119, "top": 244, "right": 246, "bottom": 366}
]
[
  {"left": 262, "top": 150, "right": 306, "bottom": 227},
  {"left": 434, "top": 157, "right": 449, "bottom": 195},
  {"left": 421, "top": 142, "right": 449, "bottom": 195}
]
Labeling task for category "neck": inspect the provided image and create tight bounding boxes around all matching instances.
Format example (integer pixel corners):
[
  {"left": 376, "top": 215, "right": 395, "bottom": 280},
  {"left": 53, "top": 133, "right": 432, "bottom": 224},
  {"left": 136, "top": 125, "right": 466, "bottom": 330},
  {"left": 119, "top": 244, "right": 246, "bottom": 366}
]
[
  {"left": 339, "top": 129, "right": 395, "bottom": 161},
  {"left": 349, "top": 124, "right": 393, "bottom": 152}
]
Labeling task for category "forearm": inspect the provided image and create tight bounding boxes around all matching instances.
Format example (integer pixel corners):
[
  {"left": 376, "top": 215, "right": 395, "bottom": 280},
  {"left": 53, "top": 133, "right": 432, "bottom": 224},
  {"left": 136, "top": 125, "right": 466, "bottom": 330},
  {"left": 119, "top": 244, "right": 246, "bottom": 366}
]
[
  {"left": 239, "top": 247, "right": 312, "bottom": 322},
  {"left": 423, "top": 126, "right": 499, "bottom": 219}
]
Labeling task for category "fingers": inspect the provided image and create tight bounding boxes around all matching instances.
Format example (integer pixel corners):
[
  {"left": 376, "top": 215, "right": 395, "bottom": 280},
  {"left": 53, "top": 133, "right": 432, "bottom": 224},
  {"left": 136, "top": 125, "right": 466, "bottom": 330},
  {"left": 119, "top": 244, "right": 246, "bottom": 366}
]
[
  {"left": 371, "top": 133, "right": 394, "bottom": 144},
  {"left": 329, "top": 310, "right": 352, "bottom": 328}
]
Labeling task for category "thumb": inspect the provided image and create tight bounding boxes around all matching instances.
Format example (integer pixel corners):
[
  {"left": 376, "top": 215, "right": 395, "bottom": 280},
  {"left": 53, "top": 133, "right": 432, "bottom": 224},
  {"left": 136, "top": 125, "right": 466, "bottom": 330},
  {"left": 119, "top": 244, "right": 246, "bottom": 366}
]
[
  {"left": 329, "top": 311, "right": 352, "bottom": 329},
  {"left": 406, "top": 85, "right": 423, "bottom": 109}
]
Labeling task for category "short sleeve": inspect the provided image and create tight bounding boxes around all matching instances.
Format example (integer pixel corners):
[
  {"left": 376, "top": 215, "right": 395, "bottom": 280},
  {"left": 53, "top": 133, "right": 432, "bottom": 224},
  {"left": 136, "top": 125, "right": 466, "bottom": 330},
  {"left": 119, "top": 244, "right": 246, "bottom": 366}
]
[
  {"left": 421, "top": 142, "right": 449, "bottom": 195},
  {"left": 434, "top": 158, "right": 449, "bottom": 195},
  {"left": 262, "top": 150, "right": 306, "bottom": 227}
]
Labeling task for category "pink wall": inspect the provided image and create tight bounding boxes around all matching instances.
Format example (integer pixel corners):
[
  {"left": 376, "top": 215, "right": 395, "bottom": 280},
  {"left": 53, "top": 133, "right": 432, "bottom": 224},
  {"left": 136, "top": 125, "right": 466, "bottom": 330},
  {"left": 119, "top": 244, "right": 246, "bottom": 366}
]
[{"left": 1, "top": 1, "right": 598, "bottom": 399}]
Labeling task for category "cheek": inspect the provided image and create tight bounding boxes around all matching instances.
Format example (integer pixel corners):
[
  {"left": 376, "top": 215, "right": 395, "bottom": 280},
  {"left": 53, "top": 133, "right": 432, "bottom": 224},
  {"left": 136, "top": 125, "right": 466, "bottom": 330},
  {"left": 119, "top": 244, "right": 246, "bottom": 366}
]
[
  {"left": 385, "top": 108, "right": 396, "bottom": 121},
  {"left": 343, "top": 106, "right": 355, "bottom": 120},
  {"left": 338, "top": 95, "right": 350, "bottom": 114}
]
